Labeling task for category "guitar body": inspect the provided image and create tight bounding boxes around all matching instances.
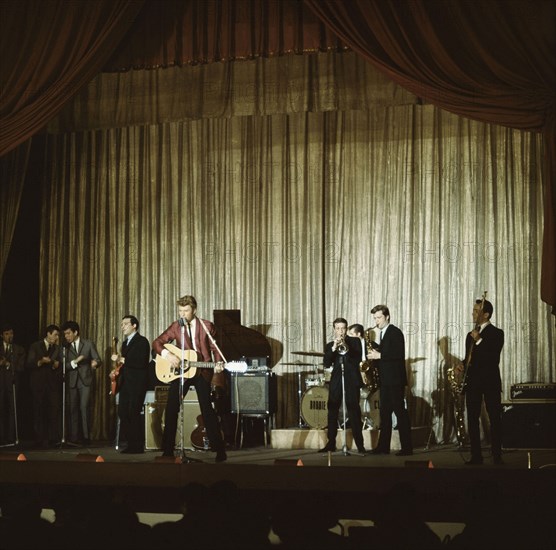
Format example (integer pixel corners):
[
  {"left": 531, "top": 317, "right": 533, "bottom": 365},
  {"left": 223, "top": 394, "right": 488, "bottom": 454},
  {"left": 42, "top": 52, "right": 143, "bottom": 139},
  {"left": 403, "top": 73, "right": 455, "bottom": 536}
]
[
  {"left": 155, "top": 344, "right": 248, "bottom": 384},
  {"left": 190, "top": 415, "right": 209, "bottom": 450},
  {"left": 110, "top": 363, "right": 123, "bottom": 395}
]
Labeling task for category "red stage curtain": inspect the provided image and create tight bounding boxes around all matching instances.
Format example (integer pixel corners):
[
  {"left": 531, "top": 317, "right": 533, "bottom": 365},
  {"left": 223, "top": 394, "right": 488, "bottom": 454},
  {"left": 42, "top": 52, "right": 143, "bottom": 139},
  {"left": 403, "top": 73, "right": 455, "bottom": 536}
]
[
  {"left": 305, "top": 0, "right": 556, "bottom": 308},
  {"left": 104, "top": 0, "right": 346, "bottom": 71},
  {"left": 0, "top": 0, "right": 145, "bottom": 157}
]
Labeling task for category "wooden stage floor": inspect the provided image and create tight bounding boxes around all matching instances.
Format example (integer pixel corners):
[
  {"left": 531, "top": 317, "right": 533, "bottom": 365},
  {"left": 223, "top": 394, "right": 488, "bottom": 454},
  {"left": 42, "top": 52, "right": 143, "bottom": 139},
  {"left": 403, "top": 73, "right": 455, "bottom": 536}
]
[{"left": 1, "top": 432, "right": 555, "bottom": 526}]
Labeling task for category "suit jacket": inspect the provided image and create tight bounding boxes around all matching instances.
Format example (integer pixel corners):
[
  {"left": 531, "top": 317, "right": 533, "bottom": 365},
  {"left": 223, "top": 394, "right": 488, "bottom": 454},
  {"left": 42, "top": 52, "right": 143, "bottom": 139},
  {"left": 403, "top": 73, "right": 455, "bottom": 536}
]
[
  {"left": 0, "top": 342, "right": 25, "bottom": 384},
  {"left": 376, "top": 324, "right": 407, "bottom": 387},
  {"left": 119, "top": 333, "right": 151, "bottom": 392},
  {"left": 324, "top": 336, "right": 364, "bottom": 391},
  {"left": 152, "top": 318, "right": 222, "bottom": 383},
  {"left": 26, "top": 340, "right": 62, "bottom": 394},
  {"left": 59, "top": 338, "right": 102, "bottom": 388},
  {"left": 464, "top": 323, "right": 504, "bottom": 392}
]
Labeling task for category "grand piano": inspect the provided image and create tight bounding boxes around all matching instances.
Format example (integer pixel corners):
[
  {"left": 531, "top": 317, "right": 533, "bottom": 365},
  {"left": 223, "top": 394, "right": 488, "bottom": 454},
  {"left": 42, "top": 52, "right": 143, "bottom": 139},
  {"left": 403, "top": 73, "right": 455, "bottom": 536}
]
[{"left": 213, "top": 309, "right": 274, "bottom": 447}]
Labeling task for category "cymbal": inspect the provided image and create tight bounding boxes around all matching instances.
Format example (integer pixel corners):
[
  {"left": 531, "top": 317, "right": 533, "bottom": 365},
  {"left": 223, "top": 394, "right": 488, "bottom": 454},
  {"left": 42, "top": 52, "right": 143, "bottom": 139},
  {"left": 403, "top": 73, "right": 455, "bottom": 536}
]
[{"left": 292, "top": 350, "right": 325, "bottom": 357}]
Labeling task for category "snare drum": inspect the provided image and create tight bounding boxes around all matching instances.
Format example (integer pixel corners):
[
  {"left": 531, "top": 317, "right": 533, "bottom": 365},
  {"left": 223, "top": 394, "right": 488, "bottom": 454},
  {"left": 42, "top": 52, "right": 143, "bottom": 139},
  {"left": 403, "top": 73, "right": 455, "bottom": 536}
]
[
  {"left": 301, "top": 386, "right": 329, "bottom": 429},
  {"left": 360, "top": 388, "right": 380, "bottom": 429}
]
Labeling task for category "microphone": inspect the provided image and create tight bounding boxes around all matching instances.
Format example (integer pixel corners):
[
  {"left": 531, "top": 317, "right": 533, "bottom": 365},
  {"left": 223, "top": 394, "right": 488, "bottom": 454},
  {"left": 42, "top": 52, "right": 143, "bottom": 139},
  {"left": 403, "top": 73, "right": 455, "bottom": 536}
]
[{"left": 178, "top": 318, "right": 185, "bottom": 327}]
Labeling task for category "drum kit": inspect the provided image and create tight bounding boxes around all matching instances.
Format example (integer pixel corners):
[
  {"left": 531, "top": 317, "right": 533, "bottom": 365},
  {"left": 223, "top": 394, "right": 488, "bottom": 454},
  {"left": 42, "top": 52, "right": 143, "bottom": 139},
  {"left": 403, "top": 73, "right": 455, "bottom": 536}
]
[{"left": 284, "top": 350, "right": 381, "bottom": 430}]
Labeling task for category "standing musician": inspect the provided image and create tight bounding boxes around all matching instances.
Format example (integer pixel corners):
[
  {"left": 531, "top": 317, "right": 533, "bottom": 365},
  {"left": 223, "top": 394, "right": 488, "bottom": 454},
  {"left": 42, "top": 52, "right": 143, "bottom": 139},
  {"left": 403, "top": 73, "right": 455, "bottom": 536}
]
[
  {"left": 457, "top": 298, "right": 504, "bottom": 465},
  {"left": 368, "top": 305, "right": 413, "bottom": 456},
  {"left": 152, "top": 295, "right": 227, "bottom": 462},
  {"left": 0, "top": 324, "right": 26, "bottom": 445},
  {"left": 26, "top": 325, "right": 62, "bottom": 448},
  {"left": 60, "top": 321, "right": 102, "bottom": 445},
  {"left": 111, "top": 315, "right": 151, "bottom": 454},
  {"left": 318, "top": 317, "right": 366, "bottom": 454}
]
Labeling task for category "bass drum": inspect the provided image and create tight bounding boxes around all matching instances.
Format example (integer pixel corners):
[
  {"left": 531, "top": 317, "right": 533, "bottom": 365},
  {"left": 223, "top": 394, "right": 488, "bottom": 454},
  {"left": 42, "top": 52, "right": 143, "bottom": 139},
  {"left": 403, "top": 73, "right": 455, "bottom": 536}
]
[
  {"left": 360, "top": 387, "right": 381, "bottom": 429},
  {"left": 301, "top": 386, "right": 329, "bottom": 429}
]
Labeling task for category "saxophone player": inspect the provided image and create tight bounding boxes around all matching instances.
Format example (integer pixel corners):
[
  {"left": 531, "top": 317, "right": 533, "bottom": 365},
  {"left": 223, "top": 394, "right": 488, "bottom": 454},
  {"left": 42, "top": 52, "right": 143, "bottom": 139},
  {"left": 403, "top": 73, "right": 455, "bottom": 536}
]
[
  {"left": 318, "top": 318, "right": 367, "bottom": 454},
  {"left": 368, "top": 305, "right": 413, "bottom": 456}
]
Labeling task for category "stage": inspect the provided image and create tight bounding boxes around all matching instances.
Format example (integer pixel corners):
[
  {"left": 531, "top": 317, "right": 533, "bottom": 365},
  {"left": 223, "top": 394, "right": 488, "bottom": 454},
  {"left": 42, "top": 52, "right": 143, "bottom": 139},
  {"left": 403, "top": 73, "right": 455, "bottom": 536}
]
[{"left": 1, "top": 430, "right": 555, "bottom": 523}]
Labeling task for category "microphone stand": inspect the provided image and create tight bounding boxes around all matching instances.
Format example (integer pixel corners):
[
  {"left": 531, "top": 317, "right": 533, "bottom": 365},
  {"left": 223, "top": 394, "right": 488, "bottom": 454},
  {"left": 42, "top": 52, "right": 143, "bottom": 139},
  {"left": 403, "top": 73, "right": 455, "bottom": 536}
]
[
  {"left": 59, "top": 346, "right": 77, "bottom": 451},
  {"left": 340, "top": 355, "right": 350, "bottom": 456},
  {"left": 177, "top": 321, "right": 199, "bottom": 464}
]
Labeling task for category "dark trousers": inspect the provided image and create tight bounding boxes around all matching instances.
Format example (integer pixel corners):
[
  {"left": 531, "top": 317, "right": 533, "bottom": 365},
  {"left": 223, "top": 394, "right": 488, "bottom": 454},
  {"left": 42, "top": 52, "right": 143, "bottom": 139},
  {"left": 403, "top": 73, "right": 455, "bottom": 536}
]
[
  {"left": 465, "top": 386, "right": 502, "bottom": 459},
  {"left": 162, "top": 375, "right": 224, "bottom": 455},
  {"left": 376, "top": 384, "right": 412, "bottom": 452},
  {"left": 0, "top": 374, "right": 16, "bottom": 443},
  {"left": 118, "top": 384, "right": 147, "bottom": 451},
  {"left": 326, "top": 374, "right": 364, "bottom": 449},
  {"left": 32, "top": 385, "right": 61, "bottom": 444}
]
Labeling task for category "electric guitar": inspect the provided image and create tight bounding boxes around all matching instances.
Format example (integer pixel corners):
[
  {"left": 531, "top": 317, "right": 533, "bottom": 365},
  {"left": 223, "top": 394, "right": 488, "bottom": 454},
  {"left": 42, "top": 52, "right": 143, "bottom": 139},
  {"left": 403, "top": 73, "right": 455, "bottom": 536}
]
[
  {"left": 109, "top": 336, "right": 123, "bottom": 396},
  {"left": 155, "top": 343, "right": 247, "bottom": 383}
]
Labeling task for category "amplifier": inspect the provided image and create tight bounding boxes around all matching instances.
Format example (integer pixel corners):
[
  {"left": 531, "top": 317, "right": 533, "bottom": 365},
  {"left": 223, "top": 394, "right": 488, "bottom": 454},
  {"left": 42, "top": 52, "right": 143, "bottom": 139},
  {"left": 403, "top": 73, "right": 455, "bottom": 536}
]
[
  {"left": 510, "top": 382, "right": 556, "bottom": 401},
  {"left": 144, "top": 386, "right": 200, "bottom": 450},
  {"left": 230, "top": 372, "right": 276, "bottom": 414},
  {"left": 502, "top": 401, "right": 556, "bottom": 449}
]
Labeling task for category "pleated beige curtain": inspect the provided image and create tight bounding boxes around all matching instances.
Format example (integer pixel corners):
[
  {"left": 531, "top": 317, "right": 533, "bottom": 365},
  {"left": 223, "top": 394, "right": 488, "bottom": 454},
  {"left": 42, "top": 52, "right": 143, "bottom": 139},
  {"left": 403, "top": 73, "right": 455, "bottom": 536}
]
[{"left": 40, "top": 52, "right": 552, "bottom": 442}]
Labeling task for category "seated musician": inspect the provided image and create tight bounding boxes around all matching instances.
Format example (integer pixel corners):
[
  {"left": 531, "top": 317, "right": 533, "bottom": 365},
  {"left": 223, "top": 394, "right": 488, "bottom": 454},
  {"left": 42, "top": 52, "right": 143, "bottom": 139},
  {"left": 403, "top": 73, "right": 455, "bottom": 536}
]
[{"left": 152, "top": 295, "right": 227, "bottom": 462}]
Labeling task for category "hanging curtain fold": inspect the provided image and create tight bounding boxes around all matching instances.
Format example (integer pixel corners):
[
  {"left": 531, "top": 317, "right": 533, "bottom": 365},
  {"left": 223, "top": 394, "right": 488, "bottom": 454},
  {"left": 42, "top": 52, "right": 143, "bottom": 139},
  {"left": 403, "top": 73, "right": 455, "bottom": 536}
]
[
  {"left": 0, "top": 0, "right": 145, "bottom": 157},
  {"left": 0, "top": 140, "right": 32, "bottom": 285},
  {"left": 305, "top": 0, "right": 556, "bottom": 309},
  {"left": 104, "top": 0, "right": 347, "bottom": 71}
]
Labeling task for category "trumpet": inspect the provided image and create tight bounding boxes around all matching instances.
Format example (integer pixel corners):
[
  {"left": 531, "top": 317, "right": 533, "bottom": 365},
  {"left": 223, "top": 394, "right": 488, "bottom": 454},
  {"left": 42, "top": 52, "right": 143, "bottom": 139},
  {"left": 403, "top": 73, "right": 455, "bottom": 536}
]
[{"left": 335, "top": 334, "right": 349, "bottom": 355}]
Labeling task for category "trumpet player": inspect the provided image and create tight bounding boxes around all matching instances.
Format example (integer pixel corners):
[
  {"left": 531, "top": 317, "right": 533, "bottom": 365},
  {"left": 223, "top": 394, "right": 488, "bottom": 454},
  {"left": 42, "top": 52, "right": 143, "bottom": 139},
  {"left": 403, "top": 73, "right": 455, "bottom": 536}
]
[
  {"left": 318, "top": 318, "right": 367, "bottom": 454},
  {"left": 368, "top": 305, "right": 413, "bottom": 456}
]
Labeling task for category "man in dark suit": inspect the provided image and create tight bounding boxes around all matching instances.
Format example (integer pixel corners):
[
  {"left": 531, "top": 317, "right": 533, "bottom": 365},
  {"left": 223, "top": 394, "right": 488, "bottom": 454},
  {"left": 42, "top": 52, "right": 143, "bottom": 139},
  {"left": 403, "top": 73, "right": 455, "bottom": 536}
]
[
  {"left": 26, "top": 324, "right": 62, "bottom": 447},
  {"left": 152, "top": 295, "right": 227, "bottom": 462},
  {"left": 459, "top": 298, "right": 504, "bottom": 465},
  {"left": 111, "top": 315, "right": 151, "bottom": 454},
  {"left": 60, "top": 321, "right": 102, "bottom": 445},
  {"left": 0, "top": 324, "right": 26, "bottom": 445},
  {"left": 319, "top": 317, "right": 366, "bottom": 454},
  {"left": 368, "top": 305, "right": 413, "bottom": 456}
]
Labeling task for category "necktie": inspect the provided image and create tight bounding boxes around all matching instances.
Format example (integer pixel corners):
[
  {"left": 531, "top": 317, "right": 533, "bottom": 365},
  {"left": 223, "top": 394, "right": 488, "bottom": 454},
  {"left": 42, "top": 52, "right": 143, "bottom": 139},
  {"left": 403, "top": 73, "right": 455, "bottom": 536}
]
[
  {"left": 73, "top": 342, "right": 77, "bottom": 353},
  {"left": 187, "top": 323, "right": 195, "bottom": 350}
]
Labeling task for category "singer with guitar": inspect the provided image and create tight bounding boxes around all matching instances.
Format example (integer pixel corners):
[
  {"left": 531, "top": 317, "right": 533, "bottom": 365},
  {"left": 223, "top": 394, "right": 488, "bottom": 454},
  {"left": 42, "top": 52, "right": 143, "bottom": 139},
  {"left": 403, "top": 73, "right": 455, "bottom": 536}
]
[
  {"left": 111, "top": 315, "right": 151, "bottom": 454},
  {"left": 457, "top": 296, "right": 504, "bottom": 465},
  {"left": 152, "top": 295, "right": 227, "bottom": 462}
]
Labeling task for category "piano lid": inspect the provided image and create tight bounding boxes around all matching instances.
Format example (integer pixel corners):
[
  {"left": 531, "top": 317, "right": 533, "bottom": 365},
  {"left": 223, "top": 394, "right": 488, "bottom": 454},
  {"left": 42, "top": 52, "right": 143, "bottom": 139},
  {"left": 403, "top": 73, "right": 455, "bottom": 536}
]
[{"left": 213, "top": 309, "right": 273, "bottom": 367}]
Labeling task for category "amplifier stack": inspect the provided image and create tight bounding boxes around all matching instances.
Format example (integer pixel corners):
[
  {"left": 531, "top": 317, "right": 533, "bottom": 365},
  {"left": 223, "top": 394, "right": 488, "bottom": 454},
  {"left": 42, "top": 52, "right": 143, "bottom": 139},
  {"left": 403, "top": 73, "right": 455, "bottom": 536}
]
[{"left": 502, "top": 382, "right": 556, "bottom": 449}]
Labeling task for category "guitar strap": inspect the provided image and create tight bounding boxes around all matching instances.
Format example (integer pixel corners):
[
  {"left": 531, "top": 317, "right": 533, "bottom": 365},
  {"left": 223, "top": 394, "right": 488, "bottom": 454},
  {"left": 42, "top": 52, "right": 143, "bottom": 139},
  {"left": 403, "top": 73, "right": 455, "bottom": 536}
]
[{"left": 196, "top": 316, "right": 228, "bottom": 364}]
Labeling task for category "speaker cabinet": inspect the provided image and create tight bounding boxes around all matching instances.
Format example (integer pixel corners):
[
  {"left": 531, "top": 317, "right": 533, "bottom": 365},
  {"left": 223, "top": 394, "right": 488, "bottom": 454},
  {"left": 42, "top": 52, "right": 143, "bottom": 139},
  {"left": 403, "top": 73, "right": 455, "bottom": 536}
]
[
  {"left": 502, "top": 401, "right": 556, "bottom": 449},
  {"left": 230, "top": 372, "right": 276, "bottom": 414},
  {"left": 144, "top": 386, "right": 200, "bottom": 450}
]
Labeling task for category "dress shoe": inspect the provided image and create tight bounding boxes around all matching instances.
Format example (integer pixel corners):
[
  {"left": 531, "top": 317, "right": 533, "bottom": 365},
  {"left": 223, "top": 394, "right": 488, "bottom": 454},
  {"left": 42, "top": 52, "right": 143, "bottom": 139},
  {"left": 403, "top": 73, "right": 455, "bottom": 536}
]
[
  {"left": 465, "top": 457, "right": 484, "bottom": 465},
  {"left": 395, "top": 450, "right": 413, "bottom": 457},
  {"left": 215, "top": 450, "right": 227, "bottom": 463},
  {"left": 371, "top": 448, "right": 389, "bottom": 455},
  {"left": 493, "top": 456, "right": 504, "bottom": 465},
  {"left": 318, "top": 444, "right": 336, "bottom": 453},
  {"left": 356, "top": 446, "right": 367, "bottom": 454},
  {"left": 161, "top": 451, "right": 174, "bottom": 458}
]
